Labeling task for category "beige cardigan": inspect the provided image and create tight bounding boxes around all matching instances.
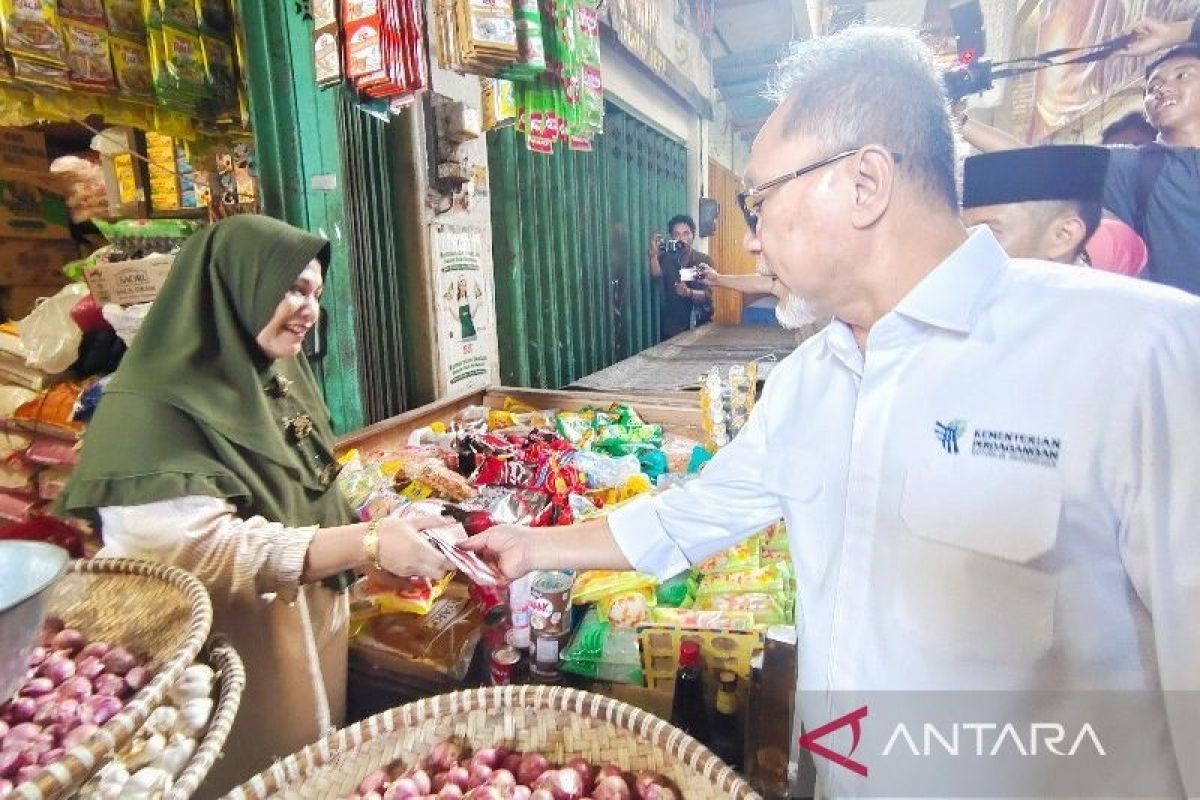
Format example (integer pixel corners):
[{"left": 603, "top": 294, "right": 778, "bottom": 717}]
[{"left": 98, "top": 495, "right": 348, "bottom": 798}]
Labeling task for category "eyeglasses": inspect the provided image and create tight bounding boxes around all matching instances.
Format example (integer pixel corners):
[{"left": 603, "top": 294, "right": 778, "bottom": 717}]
[{"left": 736, "top": 148, "right": 904, "bottom": 232}]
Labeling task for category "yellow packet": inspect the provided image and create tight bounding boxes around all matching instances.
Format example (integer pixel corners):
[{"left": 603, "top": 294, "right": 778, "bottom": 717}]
[
  {"left": 11, "top": 57, "right": 70, "bottom": 91},
  {"left": 0, "top": 0, "right": 67, "bottom": 65},
  {"left": 572, "top": 570, "right": 657, "bottom": 605},
  {"left": 693, "top": 592, "right": 790, "bottom": 626},
  {"left": 697, "top": 536, "right": 761, "bottom": 575},
  {"left": 598, "top": 588, "right": 656, "bottom": 628},
  {"left": 647, "top": 607, "right": 757, "bottom": 631},
  {"left": 487, "top": 409, "right": 517, "bottom": 431},
  {"left": 59, "top": 0, "right": 106, "bottom": 24},
  {"left": 696, "top": 563, "right": 788, "bottom": 598},
  {"left": 159, "top": 0, "right": 197, "bottom": 29},
  {"left": 162, "top": 26, "right": 204, "bottom": 89},
  {"left": 110, "top": 35, "right": 155, "bottom": 98},
  {"left": 63, "top": 19, "right": 116, "bottom": 93},
  {"left": 349, "top": 572, "right": 455, "bottom": 627},
  {"left": 105, "top": 0, "right": 145, "bottom": 40}
]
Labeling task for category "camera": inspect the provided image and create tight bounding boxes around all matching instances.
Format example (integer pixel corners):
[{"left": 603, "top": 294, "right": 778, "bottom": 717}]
[{"left": 658, "top": 237, "right": 683, "bottom": 255}]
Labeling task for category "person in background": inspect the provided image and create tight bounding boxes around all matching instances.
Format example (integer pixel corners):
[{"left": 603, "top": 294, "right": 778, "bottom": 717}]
[
  {"left": 1101, "top": 110, "right": 1158, "bottom": 145},
  {"left": 961, "top": 145, "right": 1107, "bottom": 264},
  {"left": 466, "top": 26, "right": 1200, "bottom": 797},
  {"left": 57, "top": 216, "right": 453, "bottom": 795},
  {"left": 647, "top": 214, "right": 713, "bottom": 340},
  {"left": 960, "top": 15, "right": 1200, "bottom": 293}
]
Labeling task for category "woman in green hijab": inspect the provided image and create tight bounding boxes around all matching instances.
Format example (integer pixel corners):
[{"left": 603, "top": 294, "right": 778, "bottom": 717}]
[{"left": 58, "top": 215, "right": 451, "bottom": 795}]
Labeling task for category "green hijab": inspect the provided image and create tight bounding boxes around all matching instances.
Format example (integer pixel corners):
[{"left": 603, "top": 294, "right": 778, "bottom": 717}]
[{"left": 58, "top": 215, "right": 354, "bottom": 531}]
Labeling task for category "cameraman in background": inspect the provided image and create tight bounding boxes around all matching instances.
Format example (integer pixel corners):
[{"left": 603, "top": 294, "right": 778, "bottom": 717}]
[{"left": 648, "top": 214, "right": 714, "bottom": 341}]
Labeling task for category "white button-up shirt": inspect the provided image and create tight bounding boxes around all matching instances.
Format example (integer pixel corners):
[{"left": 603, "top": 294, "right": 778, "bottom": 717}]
[{"left": 610, "top": 228, "right": 1200, "bottom": 794}]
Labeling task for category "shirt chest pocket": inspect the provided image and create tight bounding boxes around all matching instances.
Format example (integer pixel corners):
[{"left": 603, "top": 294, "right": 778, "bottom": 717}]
[{"left": 895, "top": 456, "right": 1062, "bottom": 666}]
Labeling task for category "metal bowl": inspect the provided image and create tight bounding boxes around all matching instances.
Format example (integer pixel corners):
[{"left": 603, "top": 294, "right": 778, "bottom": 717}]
[{"left": 0, "top": 541, "right": 70, "bottom": 703}]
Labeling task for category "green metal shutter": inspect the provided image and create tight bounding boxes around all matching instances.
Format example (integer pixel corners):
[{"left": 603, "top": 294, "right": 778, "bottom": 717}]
[
  {"left": 240, "top": 1, "right": 364, "bottom": 433},
  {"left": 336, "top": 94, "right": 414, "bottom": 424},
  {"left": 488, "top": 102, "right": 688, "bottom": 388}
]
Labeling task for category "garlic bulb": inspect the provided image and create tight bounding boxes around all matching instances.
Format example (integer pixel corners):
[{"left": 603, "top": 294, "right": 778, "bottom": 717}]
[
  {"left": 143, "top": 706, "right": 179, "bottom": 737},
  {"left": 176, "top": 697, "right": 213, "bottom": 737},
  {"left": 159, "top": 732, "right": 197, "bottom": 778},
  {"left": 90, "top": 762, "right": 131, "bottom": 800},
  {"left": 123, "top": 732, "right": 166, "bottom": 771},
  {"left": 168, "top": 665, "right": 215, "bottom": 705},
  {"left": 117, "top": 767, "right": 172, "bottom": 800}
]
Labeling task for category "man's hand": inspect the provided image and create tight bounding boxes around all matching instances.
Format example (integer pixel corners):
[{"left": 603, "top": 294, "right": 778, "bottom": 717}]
[
  {"left": 674, "top": 281, "right": 692, "bottom": 299},
  {"left": 698, "top": 264, "right": 724, "bottom": 288},
  {"left": 1123, "top": 18, "right": 1192, "bottom": 57},
  {"left": 459, "top": 525, "right": 537, "bottom": 581},
  {"left": 648, "top": 232, "right": 663, "bottom": 259}
]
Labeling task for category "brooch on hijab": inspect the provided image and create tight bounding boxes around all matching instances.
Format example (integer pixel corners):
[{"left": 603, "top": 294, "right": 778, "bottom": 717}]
[
  {"left": 266, "top": 374, "right": 293, "bottom": 398},
  {"left": 286, "top": 413, "right": 314, "bottom": 441}
]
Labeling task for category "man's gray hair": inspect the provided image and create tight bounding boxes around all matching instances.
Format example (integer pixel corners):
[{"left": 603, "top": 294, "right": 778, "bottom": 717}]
[{"left": 766, "top": 26, "right": 958, "bottom": 210}]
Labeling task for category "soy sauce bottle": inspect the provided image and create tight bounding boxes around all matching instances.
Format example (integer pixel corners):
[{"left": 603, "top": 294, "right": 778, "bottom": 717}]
[{"left": 670, "top": 641, "right": 711, "bottom": 742}]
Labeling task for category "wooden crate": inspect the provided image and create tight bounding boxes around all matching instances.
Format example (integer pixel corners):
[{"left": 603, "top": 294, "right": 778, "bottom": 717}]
[{"left": 337, "top": 386, "right": 703, "bottom": 453}]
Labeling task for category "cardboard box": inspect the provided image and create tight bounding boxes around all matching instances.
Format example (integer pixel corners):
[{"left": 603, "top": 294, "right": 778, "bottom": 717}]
[
  {"left": 0, "top": 128, "right": 48, "bottom": 174},
  {"left": 0, "top": 239, "right": 80, "bottom": 287},
  {"left": 3, "top": 283, "right": 69, "bottom": 322},
  {"left": 83, "top": 253, "right": 173, "bottom": 305},
  {"left": 0, "top": 169, "right": 71, "bottom": 240}
]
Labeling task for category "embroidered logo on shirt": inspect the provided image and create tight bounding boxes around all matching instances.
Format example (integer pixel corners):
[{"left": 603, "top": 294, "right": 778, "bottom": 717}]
[
  {"left": 934, "top": 419, "right": 967, "bottom": 454},
  {"left": 971, "top": 428, "right": 1061, "bottom": 467}
]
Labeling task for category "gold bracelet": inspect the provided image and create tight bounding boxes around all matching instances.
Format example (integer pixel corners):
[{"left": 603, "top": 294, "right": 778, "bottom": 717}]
[{"left": 362, "top": 520, "right": 382, "bottom": 571}]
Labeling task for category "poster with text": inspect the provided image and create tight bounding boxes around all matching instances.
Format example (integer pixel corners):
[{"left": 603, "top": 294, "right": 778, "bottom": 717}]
[{"left": 434, "top": 224, "right": 495, "bottom": 393}]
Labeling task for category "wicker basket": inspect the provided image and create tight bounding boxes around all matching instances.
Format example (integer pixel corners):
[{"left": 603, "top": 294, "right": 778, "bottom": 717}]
[
  {"left": 227, "top": 686, "right": 762, "bottom": 800},
  {"left": 13, "top": 558, "right": 213, "bottom": 800},
  {"left": 167, "top": 637, "right": 247, "bottom": 800}
]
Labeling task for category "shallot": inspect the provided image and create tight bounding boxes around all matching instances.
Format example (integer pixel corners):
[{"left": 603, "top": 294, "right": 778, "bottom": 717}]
[
  {"left": 591, "top": 775, "right": 631, "bottom": 800},
  {"left": 101, "top": 648, "right": 136, "bottom": 677},
  {"left": 336, "top": 740, "right": 678, "bottom": 800},
  {"left": 50, "top": 628, "right": 85, "bottom": 653},
  {"left": 93, "top": 673, "right": 128, "bottom": 698},
  {"left": 517, "top": 753, "right": 551, "bottom": 785},
  {"left": 123, "top": 667, "right": 149, "bottom": 693},
  {"left": 57, "top": 676, "right": 94, "bottom": 701},
  {"left": 18, "top": 678, "right": 53, "bottom": 697},
  {"left": 83, "top": 694, "right": 124, "bottom": 726},
  {"left": 76, "top": 656, "right": 106, "bottom": 681}
]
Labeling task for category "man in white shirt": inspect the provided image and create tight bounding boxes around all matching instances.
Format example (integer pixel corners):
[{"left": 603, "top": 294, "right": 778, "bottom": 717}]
[{"left": 466, "top": 26, "right": 1200, "bottom": 797}]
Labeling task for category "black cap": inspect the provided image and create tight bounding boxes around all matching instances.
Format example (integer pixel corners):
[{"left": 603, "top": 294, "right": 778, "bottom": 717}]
[{"left": 962, "top": 145, "right": 1110, "bottom": 209}]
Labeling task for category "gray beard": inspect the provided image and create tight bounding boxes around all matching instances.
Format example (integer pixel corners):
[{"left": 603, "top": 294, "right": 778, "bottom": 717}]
[{"left": 774, "top": 291, "right": 821, "bottom": 330}]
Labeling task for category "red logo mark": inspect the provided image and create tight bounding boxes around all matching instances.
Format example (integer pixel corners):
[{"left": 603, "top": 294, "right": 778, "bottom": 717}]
[{"left": 799, "top": 705, "right": 869, "bottom": 777}]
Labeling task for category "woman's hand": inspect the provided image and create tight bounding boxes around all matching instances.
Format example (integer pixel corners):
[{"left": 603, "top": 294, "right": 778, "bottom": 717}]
[
  {"left": 376, "top": 516, "right": 453, "bottom": 579},
  {"left": 459, "top": 525, "right": 538, "bottom": 581},
  {"left": 674, "top": 281, "right": 692, "bottom": 298}
]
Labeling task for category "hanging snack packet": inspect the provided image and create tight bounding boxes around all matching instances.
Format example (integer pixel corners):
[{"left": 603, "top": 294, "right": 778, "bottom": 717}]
[
  {"left": 195, "top": 0, "right": 231, "bottom": 35},
  {"left": 110, "top": 36, "right": 155, "bottom": 98},
  {"left": 200, "top": 34, "right": 236, "bottom": 116},
  {"left": 63, "top": 19, "right": 117, "bottom": 93},
  {"left": 0, "top": 0, "right": 67, "bottom": 64},
  {"left": 59, "top": 0, "right": 105, "bottom": 25},
  {"left": 105, "top": 0, "right": 145, "bottom": 40},
  {"left": 159, "top": 0, "right": 198, "bottom": 29},
  {"left": 11, "top": 57, "right": 71, "bottom": 90}
]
